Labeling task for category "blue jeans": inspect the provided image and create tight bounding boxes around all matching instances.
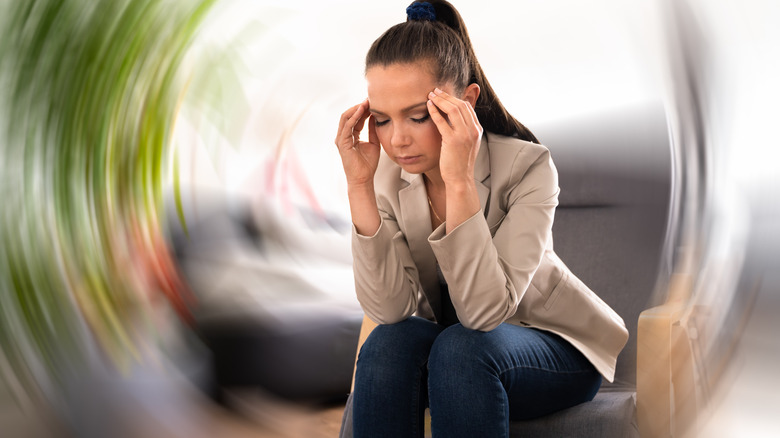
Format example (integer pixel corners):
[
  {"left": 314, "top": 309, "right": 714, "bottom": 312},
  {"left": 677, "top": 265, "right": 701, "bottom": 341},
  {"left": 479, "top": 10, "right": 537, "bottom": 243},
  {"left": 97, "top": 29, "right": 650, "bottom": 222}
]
[{"left": 352, "top": 317, "right": 602, "bottom": 438}]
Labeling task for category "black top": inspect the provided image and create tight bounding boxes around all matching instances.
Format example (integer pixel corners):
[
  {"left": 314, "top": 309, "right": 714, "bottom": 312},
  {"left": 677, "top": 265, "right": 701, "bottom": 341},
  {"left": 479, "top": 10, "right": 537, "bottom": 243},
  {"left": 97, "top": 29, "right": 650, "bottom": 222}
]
[{"left": 436, "top": 263, "right": 459, "bottom": 327}]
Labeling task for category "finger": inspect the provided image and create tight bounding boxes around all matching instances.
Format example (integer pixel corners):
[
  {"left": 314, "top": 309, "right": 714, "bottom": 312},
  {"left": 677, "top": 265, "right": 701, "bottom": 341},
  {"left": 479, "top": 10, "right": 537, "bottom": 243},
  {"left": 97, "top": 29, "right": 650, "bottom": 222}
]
[
  {"left": 436, "top": 89, "right": 482, "bottom": 139},
  {"left": 428, "top": 90, "right": 468, "bottom": 129},
  {"left": 426, "top": 98, "right": 454, "bottom": 136},
  {"left": 338, "top": 102, "right": 363, "bottom": 128},
  {"left": 337, "top": 103, "right": 363, "bottom": 145},
  {"left": 368, "top": 114, "right": 379, "bottom": 146},
  {"left": 461, "top": 99, "right": 482, "bottom": 134},
  {"left": 352, "top": 100, "right": 371, "bottom": 137},
  {"left": 455, "top": 101, "right": 483, "bottom": 145},
  {"left": 338, "top": 102, "right": 367, "bottom": 147},
  {"left": 428, "top": 93, "right": 467, "bottom": 132}
]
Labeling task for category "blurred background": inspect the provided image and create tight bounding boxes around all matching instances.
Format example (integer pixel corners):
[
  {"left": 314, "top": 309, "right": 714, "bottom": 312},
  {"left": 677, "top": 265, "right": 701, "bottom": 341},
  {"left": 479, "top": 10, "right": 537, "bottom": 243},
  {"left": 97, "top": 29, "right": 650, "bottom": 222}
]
[{"left": 0, "top": 0, "right": 777, "bottom": 436}]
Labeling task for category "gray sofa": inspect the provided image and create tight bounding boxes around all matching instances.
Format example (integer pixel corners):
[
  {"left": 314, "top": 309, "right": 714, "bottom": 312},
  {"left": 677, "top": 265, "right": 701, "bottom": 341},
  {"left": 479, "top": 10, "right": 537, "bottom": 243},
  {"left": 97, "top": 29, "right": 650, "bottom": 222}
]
[
  {"left": 340, "top": 102, "right": 672, "bottom": 437},
  {"left": 168, "top": 192, "right": 364, "bottom": 403}
]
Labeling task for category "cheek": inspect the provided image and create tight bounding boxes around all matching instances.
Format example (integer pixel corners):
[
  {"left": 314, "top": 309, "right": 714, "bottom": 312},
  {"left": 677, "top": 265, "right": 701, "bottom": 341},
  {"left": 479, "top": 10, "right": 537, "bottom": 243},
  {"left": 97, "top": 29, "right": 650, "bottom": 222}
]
[
  {"left": 375, "top": 126, "right": 391, "bottom": 147},
  {"left": 418, "top": 123, "right": 442, "bottom": 145}
]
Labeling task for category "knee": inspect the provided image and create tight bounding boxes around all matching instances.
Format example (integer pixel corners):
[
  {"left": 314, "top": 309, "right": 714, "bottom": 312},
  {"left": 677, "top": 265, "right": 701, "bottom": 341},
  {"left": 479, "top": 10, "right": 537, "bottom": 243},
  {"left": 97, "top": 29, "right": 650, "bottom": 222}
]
[
  {"left": 358, "top": 321, "right": 402, "bottom": 365},
  {"left": 358, "top": 317, "right": 441, "bottom": 371},
  {"left": 428, "top": 324, "right": 498, "bottom": 374}
]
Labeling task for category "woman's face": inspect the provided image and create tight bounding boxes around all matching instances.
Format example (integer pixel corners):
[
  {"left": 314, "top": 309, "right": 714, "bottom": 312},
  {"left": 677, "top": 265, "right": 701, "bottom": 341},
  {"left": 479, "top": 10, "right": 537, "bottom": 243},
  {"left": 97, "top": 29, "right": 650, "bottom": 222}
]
[{"left": 366, "top": 62, "right": 455, "bottom": 176}]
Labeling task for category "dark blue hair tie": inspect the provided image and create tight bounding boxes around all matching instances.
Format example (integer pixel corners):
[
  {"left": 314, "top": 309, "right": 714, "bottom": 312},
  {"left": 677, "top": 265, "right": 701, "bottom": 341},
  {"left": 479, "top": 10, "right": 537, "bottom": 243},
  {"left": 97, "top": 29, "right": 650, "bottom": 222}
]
[{"left": 406, "top": 2, "right": 436, "bottom": 22}]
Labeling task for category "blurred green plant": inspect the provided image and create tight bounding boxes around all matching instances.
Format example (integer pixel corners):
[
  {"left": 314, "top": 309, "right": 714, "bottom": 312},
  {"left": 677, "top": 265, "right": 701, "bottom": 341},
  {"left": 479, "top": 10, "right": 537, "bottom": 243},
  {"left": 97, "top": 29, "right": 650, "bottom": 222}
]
[{"left": 0, "top": 0, "right": 217, "bottom": 406}]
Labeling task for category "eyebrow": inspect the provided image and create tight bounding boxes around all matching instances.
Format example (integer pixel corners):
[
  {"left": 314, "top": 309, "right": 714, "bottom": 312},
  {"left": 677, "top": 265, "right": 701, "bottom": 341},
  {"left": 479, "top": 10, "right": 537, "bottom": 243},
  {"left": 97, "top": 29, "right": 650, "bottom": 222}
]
[{"left": 369, "top": 101, "right": 428, "bottom": 117}]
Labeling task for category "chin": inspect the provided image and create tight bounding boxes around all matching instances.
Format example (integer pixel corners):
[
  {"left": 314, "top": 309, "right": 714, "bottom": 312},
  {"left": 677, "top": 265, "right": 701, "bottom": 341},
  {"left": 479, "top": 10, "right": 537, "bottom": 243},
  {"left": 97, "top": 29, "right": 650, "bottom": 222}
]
[{"left": 395, "top": 162, "right": 429, "bottom": 175}]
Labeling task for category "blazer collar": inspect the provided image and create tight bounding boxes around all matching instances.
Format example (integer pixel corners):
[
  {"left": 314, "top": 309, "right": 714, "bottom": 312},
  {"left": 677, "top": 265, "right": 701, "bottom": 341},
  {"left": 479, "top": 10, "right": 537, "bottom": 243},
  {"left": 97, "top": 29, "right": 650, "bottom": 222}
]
[
  {"left": 398, "top": 133, "right": 491, "bottom": 212},
  {"left": 395, "top": 133, "right": 491, "bottom": 322}
]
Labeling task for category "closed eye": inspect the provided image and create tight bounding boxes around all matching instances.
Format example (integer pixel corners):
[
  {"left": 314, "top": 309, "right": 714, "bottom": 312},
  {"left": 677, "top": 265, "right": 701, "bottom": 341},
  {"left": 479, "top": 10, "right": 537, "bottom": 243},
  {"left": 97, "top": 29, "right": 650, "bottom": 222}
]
[
  {"left": 374, "top": 119, "right": 389, "bottom": 127},
  {"left": 411, "top": 114, "right": 430, "bottom": 124}
]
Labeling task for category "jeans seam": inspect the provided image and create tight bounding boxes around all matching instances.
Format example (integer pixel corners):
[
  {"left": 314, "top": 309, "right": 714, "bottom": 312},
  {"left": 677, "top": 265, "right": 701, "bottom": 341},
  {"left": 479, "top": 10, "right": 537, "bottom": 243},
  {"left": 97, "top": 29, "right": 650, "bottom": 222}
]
[
  {"left": 496, "top": 363, "right": 597, "bottom": 377},
  {"left": 410, "top": 372, "right": 419, "bottom": 436},
  {"left": 411, "top": 356, "right": 428, "bottom": 436}
]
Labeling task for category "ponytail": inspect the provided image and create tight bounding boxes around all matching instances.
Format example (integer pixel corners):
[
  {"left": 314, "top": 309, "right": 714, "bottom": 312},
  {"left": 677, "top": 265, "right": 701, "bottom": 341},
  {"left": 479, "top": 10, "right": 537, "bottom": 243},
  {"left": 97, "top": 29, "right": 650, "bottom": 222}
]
[{"left": 366, "top": 0, "right": 539, "bottom": 144}]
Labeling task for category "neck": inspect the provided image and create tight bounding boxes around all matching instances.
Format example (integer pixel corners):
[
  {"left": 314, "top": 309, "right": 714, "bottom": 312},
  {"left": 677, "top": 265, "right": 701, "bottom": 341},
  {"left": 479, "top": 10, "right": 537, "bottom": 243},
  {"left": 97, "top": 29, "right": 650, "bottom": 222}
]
[{"left": 423, "top": 169, "right": 445, "bottom": 193}]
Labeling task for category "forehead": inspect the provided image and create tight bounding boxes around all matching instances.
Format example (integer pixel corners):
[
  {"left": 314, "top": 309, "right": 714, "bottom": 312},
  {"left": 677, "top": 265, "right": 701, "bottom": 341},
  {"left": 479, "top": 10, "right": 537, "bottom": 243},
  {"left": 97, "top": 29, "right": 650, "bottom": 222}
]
[{"left": 366, "top": 63, "right": 437, "bottom": 112}]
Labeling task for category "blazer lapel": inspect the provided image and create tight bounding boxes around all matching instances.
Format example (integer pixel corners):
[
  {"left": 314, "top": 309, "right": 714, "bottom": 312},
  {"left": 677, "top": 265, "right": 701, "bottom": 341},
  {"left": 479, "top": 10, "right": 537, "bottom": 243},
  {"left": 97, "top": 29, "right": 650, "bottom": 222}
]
[
  {"left": 398, "top": 171, "right": 441, "bottom": 320},
  {"left": 395, "top": 133, "right": 491, "bottom": 322},
  {"left": 475, "top": 134, "right": 491, "bottom": 215}
]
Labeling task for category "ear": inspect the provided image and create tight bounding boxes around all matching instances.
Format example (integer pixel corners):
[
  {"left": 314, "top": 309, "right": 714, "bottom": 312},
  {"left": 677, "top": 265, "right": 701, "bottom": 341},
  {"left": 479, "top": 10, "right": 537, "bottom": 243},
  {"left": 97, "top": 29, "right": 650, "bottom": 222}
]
[{"left": 462, "top": 83, "right": 480, "bottom": 107}]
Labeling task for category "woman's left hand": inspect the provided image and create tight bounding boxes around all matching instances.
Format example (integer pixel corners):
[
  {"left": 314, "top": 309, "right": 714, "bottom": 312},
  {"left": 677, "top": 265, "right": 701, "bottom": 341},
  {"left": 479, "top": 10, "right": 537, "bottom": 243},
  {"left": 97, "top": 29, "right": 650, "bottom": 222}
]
[{"left": 427, "top": 88, "right": 483, "bottom": 185}]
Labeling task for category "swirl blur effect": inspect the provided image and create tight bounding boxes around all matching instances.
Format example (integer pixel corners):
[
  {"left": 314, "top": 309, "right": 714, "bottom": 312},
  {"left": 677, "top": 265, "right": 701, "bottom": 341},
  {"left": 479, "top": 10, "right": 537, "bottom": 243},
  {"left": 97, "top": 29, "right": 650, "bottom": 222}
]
[
  {"left": 0, "top": 0, "right": 778, "bottom": 437},
  {"left": 0, "top": 0, "right": 218, "bottom": 435},
  {"left": 0, "top": 0, "right": 213, "bottom": 405}
]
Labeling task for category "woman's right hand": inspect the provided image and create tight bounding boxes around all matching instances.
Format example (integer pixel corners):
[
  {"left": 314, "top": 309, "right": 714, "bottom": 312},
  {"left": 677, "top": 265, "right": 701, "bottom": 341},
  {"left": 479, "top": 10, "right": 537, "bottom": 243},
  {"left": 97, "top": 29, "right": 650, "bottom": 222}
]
[{"left": 335, "top": 99, "right": 381, "bottom": 187}]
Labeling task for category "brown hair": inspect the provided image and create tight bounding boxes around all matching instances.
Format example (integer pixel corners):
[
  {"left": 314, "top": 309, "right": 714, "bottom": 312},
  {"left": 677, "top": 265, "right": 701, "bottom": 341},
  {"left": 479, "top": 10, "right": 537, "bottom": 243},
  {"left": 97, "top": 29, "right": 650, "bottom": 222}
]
[{"left": 365, "top": 0, "right": 539, "bottom": 143}]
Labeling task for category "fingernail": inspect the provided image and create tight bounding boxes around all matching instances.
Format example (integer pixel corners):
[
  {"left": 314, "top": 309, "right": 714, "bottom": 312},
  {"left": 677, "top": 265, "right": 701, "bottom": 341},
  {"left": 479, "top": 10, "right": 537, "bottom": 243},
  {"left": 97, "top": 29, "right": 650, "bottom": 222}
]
[
  {"left": 434, "top": 88, "right": 443, "bottom": 94},
  {"left": 427, "top": 99, "right": 433, "bottom": 106},
  {"left": 429, "top": 91, "right": 436, "bottom": 99}
]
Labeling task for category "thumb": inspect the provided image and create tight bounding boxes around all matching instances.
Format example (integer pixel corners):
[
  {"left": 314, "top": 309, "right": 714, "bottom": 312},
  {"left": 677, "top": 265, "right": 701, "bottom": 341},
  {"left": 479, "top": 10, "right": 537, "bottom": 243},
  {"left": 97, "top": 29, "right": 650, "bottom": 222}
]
[{"left": 368, "top": 115, "right": 379, "bottom": 146}]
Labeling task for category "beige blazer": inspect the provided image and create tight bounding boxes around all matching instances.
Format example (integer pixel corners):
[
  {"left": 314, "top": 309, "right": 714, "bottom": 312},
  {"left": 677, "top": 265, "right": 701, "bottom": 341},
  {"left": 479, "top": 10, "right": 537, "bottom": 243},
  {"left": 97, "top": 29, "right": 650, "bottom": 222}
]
[{"left": 352, "top": 132, "right": 628, "bottom": 382}]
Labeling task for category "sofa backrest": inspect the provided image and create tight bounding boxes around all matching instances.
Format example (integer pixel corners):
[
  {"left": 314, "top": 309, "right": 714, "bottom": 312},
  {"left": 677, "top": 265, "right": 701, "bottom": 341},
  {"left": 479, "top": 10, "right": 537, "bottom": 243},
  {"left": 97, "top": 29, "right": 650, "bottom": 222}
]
[{"left": 534, "top": 103, "right": 672, "bottom": 388}]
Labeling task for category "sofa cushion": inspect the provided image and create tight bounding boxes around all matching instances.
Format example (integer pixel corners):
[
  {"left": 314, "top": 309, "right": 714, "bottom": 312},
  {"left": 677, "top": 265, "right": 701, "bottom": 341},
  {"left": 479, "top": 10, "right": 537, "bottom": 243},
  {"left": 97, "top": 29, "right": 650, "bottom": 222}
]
[
  {"left": 168, "top": 192, "right": 364, "bottom": 401},
  {"left": 200, "top": 303, "right": 363, "bottom": 401},
  {"left": 509, "top": 390, "right": 638, "bottom": 438},
  {"left": 339, "top": 390, "right": 637, "bottom": 438}
]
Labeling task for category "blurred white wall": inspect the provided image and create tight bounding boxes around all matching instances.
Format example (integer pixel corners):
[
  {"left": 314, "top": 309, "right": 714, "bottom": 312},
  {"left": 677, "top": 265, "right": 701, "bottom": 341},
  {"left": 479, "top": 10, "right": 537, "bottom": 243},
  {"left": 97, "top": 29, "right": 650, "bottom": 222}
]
[{"left": 175, "top": 0, "right": 664, "bottom": 206}]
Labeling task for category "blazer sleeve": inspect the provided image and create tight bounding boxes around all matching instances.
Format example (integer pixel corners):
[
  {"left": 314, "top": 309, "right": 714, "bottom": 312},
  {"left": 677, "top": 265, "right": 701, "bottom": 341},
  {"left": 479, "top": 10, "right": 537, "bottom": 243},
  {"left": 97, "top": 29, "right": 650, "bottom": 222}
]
[
  {"left": 428, "top": 147, "right": 559, "bottom": 331},
  {"left": 351, "top": 209, "right": 420, "bottom": 325}
]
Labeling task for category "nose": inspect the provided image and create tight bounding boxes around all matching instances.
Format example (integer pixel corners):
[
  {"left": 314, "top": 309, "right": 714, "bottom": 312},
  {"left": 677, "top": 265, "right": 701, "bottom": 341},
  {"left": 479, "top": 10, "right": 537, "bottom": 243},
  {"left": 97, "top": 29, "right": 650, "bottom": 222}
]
[{"left": 389, "top": 123, "right": 411, "bottom": 149}]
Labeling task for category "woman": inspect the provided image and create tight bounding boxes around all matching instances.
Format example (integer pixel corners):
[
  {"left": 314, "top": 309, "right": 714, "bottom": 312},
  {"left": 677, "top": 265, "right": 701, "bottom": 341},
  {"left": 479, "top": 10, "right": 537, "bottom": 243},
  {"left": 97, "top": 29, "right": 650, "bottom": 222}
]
[{"left": 334, "top": 1, "right": 628, "bottom": 437}]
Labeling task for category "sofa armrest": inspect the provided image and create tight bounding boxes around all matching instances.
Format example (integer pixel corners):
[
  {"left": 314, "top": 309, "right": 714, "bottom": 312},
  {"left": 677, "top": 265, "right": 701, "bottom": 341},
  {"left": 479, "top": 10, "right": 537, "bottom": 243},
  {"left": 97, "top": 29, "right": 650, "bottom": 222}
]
[{"left": 637, "top": 274, "right": 698, "bottom": 437}]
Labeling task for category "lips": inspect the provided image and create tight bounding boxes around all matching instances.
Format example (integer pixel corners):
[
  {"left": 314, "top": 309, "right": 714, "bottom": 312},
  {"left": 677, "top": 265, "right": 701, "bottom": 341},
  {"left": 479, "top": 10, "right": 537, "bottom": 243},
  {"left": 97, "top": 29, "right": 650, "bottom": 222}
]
[{"left": 396, "top": 155, "right": 421, "bottom": 165}]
